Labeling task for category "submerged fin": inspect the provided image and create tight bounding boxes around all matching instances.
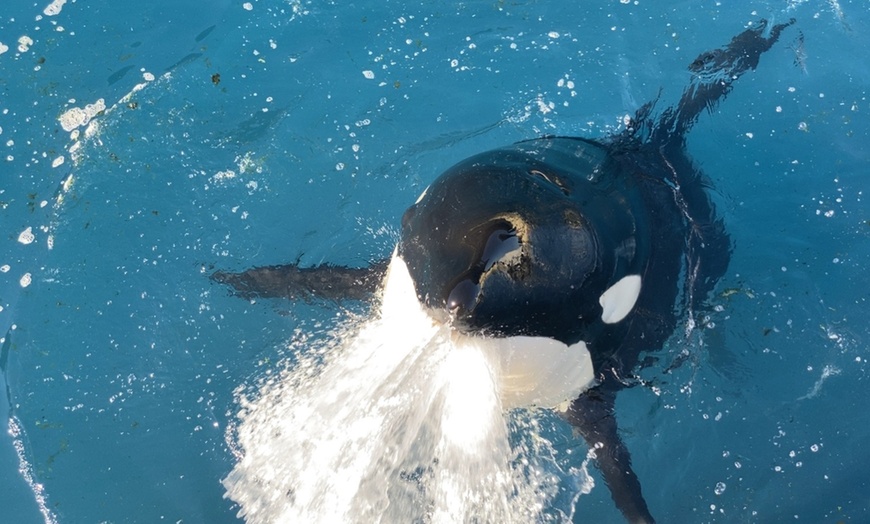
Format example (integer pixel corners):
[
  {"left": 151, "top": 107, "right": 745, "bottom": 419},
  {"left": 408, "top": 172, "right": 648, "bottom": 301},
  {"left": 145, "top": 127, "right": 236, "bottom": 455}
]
[
  {"left": 212, "top": 259, "right": 389, "bottom": 302},
  {"left": 567, "top": 22, "right": 795, "bottom": 523},
  {"left": 565, "top": 388, "right": 655, "bottom": 524},
  {"left": 625, "top": 18, "right": 795, "bottom": 148}
]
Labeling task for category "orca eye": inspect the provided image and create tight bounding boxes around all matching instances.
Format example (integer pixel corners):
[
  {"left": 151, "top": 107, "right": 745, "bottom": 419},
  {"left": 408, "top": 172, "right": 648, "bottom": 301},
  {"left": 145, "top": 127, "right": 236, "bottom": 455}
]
[{"left": 529, "top": 169, "right": 570, "bottom": 195}]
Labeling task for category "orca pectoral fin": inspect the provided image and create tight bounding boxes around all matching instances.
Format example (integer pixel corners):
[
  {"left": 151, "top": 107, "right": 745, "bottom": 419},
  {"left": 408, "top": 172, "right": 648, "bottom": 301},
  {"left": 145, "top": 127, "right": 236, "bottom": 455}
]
[
  {"left": 212, "top": 258, "right": 389, "bottom": 302},
  {"left": 564, "top": 388, "right": 655, "bottom": 524}
]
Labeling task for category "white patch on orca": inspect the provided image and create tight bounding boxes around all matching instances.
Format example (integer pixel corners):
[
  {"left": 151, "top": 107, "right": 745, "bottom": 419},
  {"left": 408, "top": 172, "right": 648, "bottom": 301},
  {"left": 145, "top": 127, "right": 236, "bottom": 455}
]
[
  {"left": 414, "top": 185, "right": 429, "bottom": 204},
  {"left": 451, "top": 333, "right": 594, "bottom": 409},
  {"left": 599, "top": 274, "right": 642, "bottom": 324}
]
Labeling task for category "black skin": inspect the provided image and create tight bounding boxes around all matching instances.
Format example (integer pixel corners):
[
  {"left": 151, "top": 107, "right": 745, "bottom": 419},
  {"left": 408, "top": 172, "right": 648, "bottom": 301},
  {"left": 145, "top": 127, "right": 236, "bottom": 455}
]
[{"left": 213, "top": 20, "right": 794, "bottom": 524}]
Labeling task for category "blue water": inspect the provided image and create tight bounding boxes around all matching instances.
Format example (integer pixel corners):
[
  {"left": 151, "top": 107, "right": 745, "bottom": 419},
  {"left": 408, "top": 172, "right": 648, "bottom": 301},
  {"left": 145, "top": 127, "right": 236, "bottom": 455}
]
[{"left": 1, "top": 1, "right": 868, "bottom": 522}]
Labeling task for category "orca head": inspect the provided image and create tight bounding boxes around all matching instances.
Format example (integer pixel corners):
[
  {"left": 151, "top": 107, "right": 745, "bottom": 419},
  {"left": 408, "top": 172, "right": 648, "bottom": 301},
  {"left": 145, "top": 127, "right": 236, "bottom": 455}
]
[{"left": 397, "top": 145, "right": 644, "bottom": 347}]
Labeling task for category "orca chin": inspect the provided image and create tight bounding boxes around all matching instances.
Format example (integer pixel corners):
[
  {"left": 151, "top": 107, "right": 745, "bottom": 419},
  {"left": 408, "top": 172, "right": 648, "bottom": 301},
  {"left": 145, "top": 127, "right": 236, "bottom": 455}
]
[{"left": 386, "top": 254, "right": 596, "bottom": 409}]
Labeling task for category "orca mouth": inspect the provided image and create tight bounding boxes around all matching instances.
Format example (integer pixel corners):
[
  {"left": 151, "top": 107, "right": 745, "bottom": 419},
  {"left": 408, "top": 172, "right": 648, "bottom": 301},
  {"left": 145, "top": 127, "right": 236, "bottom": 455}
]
[
  {"left": 446, "top": 227, "right": 518, "bottom": 310},
  {"left": 444, "top": 219, "right": 524, "bottom": 319}
]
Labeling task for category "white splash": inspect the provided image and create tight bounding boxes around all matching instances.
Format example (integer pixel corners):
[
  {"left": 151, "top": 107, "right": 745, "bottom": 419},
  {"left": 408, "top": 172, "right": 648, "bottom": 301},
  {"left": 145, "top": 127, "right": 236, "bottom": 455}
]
[{"left": 223, "top": 256, "right": 561, "bottom": 523}]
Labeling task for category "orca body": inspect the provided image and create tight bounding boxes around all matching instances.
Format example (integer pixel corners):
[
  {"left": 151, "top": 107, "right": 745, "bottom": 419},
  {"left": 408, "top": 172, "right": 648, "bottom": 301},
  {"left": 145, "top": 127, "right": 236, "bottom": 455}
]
[{"left": 214, "top": 20, "right": 793, "bottom": 523}]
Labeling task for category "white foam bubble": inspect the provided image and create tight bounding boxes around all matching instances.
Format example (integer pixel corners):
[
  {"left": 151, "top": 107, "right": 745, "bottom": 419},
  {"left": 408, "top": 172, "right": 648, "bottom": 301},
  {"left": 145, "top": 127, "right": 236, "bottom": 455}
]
[
  {"left": 43, "top": 0, "right": 67, "bottom": 16},
  {"left": 798, "top": 364, "right": 841, "bottom": 400},
  {"left": 8, "top": 417, "right": 59, "bottom": 523},
  {"left": 18, "top": 36, "right": 34, "bottom": 53},
  {"left": 59, "top": 99, "right": 106, "bottom": 132},
  {"left": 18, "top": 227, "right": 35, "bottom": 245}
]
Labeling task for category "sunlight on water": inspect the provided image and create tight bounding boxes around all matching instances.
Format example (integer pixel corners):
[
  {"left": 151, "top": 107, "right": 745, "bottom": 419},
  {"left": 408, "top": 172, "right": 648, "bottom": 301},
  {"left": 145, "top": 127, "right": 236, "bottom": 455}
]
[{"left": 223, "top": 256, "right": 582, "bottom": 523}]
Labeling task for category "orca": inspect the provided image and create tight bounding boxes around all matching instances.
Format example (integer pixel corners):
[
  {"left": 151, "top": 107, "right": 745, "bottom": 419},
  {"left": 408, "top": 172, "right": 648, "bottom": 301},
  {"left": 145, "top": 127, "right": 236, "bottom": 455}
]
[{"left": 214, "top": 20, "right": 793, "bottom": 523}]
